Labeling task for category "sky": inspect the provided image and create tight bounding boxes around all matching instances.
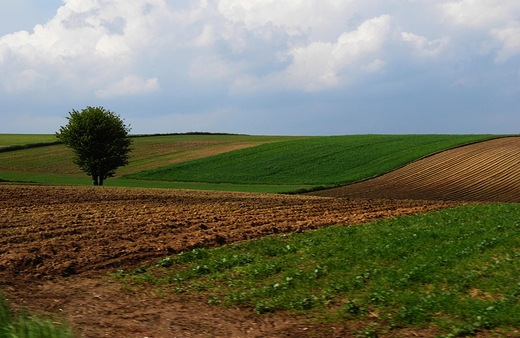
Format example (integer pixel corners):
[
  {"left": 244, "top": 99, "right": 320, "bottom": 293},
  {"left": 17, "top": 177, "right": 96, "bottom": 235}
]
[{"left": 0, "top": 0, "right": 519, "bottom": 135}]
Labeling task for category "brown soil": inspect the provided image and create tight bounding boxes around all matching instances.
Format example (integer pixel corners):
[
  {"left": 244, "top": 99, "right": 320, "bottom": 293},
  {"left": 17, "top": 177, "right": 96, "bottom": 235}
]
[
  {"left": 311, "top": 136, "right": 520, "bottom": 202},
  {"left": 0, "top": 184, "right": 468, "bottom": 337}
]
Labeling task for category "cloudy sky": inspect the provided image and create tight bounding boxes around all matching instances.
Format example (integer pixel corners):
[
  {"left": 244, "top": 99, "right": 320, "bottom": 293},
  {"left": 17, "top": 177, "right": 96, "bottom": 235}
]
[{"left": 1, "top": 0, "right": 519, "bottom": 135}]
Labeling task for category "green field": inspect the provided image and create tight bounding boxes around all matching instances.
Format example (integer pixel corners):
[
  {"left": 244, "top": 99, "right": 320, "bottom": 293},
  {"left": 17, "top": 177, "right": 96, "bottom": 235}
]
[
  {"left": 115, "top": 203, "right": 520, "bottom": 337},
  {"left": 0, "top": 134, "right": 57, "bottom": 147},
  {"left": 0, "top": 133, "right": 498, "bottom": 192},
  {"left": 1, "top": 133, "right": 518, "bottom": 336},
  {"left": 126, "top": 134, "right": 496, "bottom": 186},
  {"left": 0, "top": 134, "right": 310, "bottom": 192},
  {"left": 0, "top": 134, "right": 296, "bottom": 175}
]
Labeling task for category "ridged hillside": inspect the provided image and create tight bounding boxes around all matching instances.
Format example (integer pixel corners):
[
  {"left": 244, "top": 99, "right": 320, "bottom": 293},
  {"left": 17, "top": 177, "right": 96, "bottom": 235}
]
[{"left": 311, "top": 137, "right": 520, "bottom": 202}]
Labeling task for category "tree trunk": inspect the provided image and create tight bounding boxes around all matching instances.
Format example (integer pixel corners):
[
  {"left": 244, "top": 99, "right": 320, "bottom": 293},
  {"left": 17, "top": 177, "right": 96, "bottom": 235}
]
[
  {"left": 92, "top": 175, "right": 99, "bottom": 186},
  {"left": 99, "top": 176, "right": 104, "bottom": 186}
]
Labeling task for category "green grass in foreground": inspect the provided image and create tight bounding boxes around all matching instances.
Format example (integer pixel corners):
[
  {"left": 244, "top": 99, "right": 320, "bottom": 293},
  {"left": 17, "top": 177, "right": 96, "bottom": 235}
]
[
  {"left": 0, "top": 296, "right": 74, "bottom": 338},
  {"left": 126, "top": 134, "right": 497, "bottom": 186},
  {"left": 114, "top": 203, "right": 520, "bottom": 337}
]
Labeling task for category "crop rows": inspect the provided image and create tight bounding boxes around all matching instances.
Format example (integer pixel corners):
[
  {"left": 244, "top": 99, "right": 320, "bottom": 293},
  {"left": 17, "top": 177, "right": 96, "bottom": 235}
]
[{"left": 315, "top": 136, "right": 520, "bottom": 202}]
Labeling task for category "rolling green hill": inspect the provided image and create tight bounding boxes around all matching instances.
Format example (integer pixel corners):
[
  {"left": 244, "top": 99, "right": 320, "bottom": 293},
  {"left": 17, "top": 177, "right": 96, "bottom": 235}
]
[
  {"left": 126, "top": 134, "right": 497, "bottom": 187},
  {"left": 0, "top": 134, "right": 307, "bottom": 191},
  {"left": 0, "top": 133, "right": 498, "bottom": 192}
]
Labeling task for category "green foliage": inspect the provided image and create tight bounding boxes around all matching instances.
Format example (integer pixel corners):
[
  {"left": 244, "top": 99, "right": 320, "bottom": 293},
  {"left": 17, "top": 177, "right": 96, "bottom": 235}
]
[
  {"left": 0, "top": 296, "right": 74, "bottom": 338},
  {"left": 56, "top": 106, "right": 132, "bottom": 186},
  {"left": 126, "top": 134, "right": 496, "bottom": 186},
  {"left": 114, "top": 203, "right": 520, "bottom": 335}
]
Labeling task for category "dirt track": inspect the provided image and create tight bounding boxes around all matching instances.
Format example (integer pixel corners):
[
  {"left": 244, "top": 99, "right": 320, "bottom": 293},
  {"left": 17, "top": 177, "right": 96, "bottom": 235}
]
[
  {"left": 311, "top": 136, "right": 520, "bottom": 202},
  {"left": 0, "top": 185, "right": 463, "bottom": 337}
]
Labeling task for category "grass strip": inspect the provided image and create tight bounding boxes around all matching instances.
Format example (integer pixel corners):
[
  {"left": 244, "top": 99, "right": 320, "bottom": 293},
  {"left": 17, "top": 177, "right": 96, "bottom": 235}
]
[
  {"left": 114, "top": 203, "right": 520, "bottom": 337},
  {"left": 0, "top": 142, "right": 62, "bottom": 154},
  {"left": 0, "top": 296, "right": 74, "bottom": 338},
  {"left": 0, "top": 134, "right": 57, "bottom": 147},
  {"left": 0, "top": 171, "right": 312, "bottom": 193}
]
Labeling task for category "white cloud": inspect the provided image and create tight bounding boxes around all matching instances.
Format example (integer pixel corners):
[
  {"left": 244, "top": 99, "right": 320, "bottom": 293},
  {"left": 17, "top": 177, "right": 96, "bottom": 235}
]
[
  {"left": 442, "top": 0, "right": 520, "bottom": 28},
  {"left": 282, "top": 15, "right": 392, "bottom": 91},
  {"left": 228, "top": 14, "right": 392, "bottom": 93},
  {"left": 491, "top": 21, "right": 520, "bottom": 63},
  {"left": 95, "top": 75, "right": 159, "bottom": 98},
  {"left": 440, "top": 0, "right": 520, "bottom": 64},
  {"left": 189, "top": 55, "right": 242, "bottom": 80},
  {"left": 3, "top": 69, "right": 45, "bottom": 92},
  {"left": 95, "top": 34, "right": 131, "bottom": 58},
  {"left": 0, "top": 0, "right": 172, "bottom": 96},
  {"left": 362, "top": 59, "right": 386, "bottom": 73},
  {"left": 1, "top": 0, "right": 520, "bottom": 135},
  {"left": 193, "top": 24, "right": 216, "bottom": 48},
  {"left": 218, "top": 0, "right": 312, "bottom": 28},
  {"left": 217, "top": 0, "right": 354, "bottom": 38},
  {"left": 401, "top": 32, "right": 450, "bottom": 57}
]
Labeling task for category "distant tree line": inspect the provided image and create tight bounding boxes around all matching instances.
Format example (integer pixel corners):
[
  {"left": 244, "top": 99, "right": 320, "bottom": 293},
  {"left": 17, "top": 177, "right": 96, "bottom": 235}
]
[{"left": 130, "top": 132, "right": 247, "bottom": 138}]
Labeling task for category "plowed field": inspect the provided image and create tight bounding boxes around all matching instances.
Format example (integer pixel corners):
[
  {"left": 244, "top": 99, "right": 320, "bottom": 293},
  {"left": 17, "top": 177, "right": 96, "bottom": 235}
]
[
  {"left": 312, "top": 136, "right": 520, "bottom": 202},
  {"left": 0, "top": 185, "right": 461, "bottom": 280},
  {"left": 0, "top": 185, "right": 462, "bottom": 337}
]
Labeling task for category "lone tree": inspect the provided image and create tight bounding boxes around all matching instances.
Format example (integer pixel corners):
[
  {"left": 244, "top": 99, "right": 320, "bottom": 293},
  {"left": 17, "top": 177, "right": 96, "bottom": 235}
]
[{"left": 56, "top": 106, "right": 132, "bottom": 186}]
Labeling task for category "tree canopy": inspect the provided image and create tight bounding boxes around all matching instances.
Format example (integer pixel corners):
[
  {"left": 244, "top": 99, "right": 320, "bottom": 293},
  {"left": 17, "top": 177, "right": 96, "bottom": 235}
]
[{"left": 56, "top": 106, "right": 132, "bottom": 186}]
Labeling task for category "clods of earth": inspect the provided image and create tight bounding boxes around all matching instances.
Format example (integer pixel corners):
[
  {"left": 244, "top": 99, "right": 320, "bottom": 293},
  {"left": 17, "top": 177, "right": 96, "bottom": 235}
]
[{"left": 1, "top": 185, "right": 464, "bottom": 337}]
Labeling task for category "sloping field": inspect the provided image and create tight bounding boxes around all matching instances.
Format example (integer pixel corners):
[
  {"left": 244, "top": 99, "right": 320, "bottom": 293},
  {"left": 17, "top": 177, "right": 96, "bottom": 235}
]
[
  {"left": 0, "top": 134, "right": 292, "bottom": 177},
  {"left": 127, "top": 134, "right": 495, "bottom": 186},
  {"left": 312, "top": 136, "right": 520, "bottom": 202},
  {"left": 0, "top": 134, "right": 306, "bottom": 190},
  {"left": 0, "top": 185, "right": 459, "bottom": 281},
  {"left": 0, "top": 134, "right": 57, "bottom": 148},
  {"left": 0, "top": 134, "right": 495, "bottom": 192}
]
